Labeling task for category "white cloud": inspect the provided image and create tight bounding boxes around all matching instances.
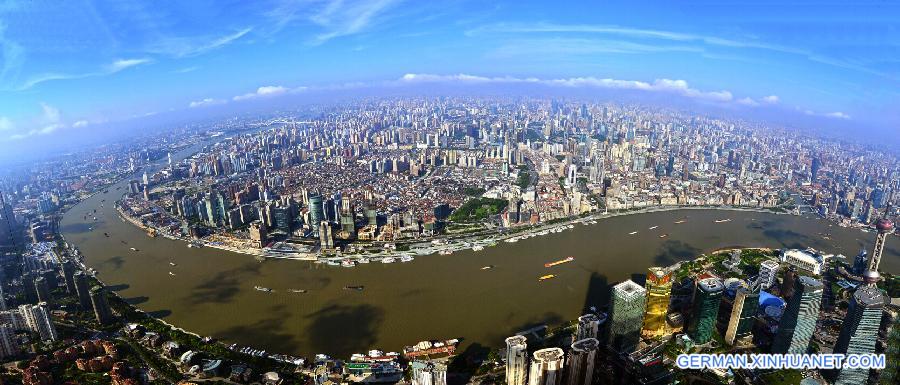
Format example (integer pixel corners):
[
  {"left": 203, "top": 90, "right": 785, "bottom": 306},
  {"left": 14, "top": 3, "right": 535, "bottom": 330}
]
[
  {"left": 189, "top": 98, "right": 227, "bottom": 108},
  {"left": 108, "top": 58, "right": 153, "bottom": 72},
  {"left": 467, "top": 22, "right": 892, "bottom": 80},
  {"left": 173, "top": 66, "right": 200, "bottom": 74},
  {"left": 824, "top": 111, "right": 850, "bottom": 119},
  {"left": 267, "top": 0, "right": 404, "bottom": 45},
  {"left": 761, "top": 95, "right": 780, "bottom": 104},
  {"left": 737, "top": 97, "right": 759, "bottom": 106},
  {"left": 0, "top": 117, "right": 12, "bottom": 131},
  {"left": 803, "top": 109, "right": 851, "bottom": 120},
  {"left": 233, "top": 85, "right": 307, "bottom": 101},
  {"left": 18, "top": 58, "right": 151, "bottom": 90},
  {"left": 400, "top": 73, "right": 734, "bottom": 102},
  {"left": 147, "top": 28, "right": 253, "bottom": 57},
  {"left": 6, "top": 102, "right": 66, "bottom": 140},
  {"left": 72, "top": 120, "right": 89, "bottom": 128}
]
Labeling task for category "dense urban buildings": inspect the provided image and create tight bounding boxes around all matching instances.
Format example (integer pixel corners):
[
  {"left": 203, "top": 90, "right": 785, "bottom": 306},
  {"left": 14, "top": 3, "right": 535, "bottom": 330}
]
[{"left": 0, "top": 97, "right": 897, "bottom": 385}]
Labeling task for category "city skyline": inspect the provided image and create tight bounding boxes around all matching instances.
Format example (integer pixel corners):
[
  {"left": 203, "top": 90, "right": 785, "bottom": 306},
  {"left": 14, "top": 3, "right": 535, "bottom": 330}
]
[{"left": 1, "top": 0, "right": 899, "bottom": 163}]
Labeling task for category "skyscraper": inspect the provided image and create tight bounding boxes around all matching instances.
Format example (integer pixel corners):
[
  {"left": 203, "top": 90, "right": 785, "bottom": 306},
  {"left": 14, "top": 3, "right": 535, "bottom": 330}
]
[
  {"left": 757, "top": 260, "right": 779, "bottom": 290},
  {"left": 73, "top": 271, "right": 92, "bottom": 310},
  {"left": 527, "top": 348, "right": 565, "bottom": 385},
  {"left": 90, "top": 286, "right": 113, "bottom": 325},
  {"left": 505, "top": 336, "right": 528, "bottom": 385},
  {"left": 33, "top": 277, "right": 51, "bottom": 305},
  {"left": 410, "top": 361, "right": 447, "bottom": 385},
  {"left": 19, "top": 303, "right": 57, "bottom": 341},
  {"left": 0, "top": 324, "right": 18, "bottom": 359},
  {"left": 0, "top": 190, "right": 17, "bottom": 248},
  {"left": 724, "top": 286, "right": 759, "bottom": 346},
  {"left": 641, "top": 267, "right": 672, "bottom": 338},
  {"left": 319, "top": 221, "right": 334, "bottom": 249},
  {"left": 771, "top": 276, "right": 823, "bottom": 354},
  {"left": 308, "top": 193, "right": 324, "bottom": 235},
  {"left": 831, "top": 285, "right": 884, "bottom": 385},
  {"left": 576, "top": 314, "right": 601, "bottom": 341},
  {"left": 60, "top": 260, "right": 76, "bottom": 294},
  {"left": 565, "top": 338, "right": 598, "bottom": 385},
  {"left": 608, "top": 280, "right": 647, "bottom": 353},
  {"left": 810, "top": 156, "right": 821, "bottom": 183},
  {"left": 687, "top": 278, "right": 724, "bottom": 344}
]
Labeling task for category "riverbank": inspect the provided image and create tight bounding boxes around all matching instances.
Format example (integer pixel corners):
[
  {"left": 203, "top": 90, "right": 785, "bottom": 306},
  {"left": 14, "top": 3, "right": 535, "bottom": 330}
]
[{"left": 115, "top": 197, "right": 796, "bottom": 265}]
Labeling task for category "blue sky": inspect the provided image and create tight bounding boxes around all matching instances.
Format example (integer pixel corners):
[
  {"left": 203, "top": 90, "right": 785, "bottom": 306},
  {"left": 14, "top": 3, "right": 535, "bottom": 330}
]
[{"left": 0, "top": 0, "right": 898, "bottom": 148}]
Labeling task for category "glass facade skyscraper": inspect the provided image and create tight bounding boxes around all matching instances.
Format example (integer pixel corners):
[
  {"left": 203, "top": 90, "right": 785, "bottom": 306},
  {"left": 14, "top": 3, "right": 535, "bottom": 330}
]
[
  {"left": 687, "top": 277, "right": 723, "bottom": 344},
  {"left": 641, "top": 267, "right": 672, "bottom": 338},
  {"left": 771, "top": 276, "right": 823, "bottom": 354},
  {"left": 724, "top": 286, "right": 759, "bottom": 346},
  {"left": 608, "top": 280, "right": 647, "bottom": 353},
  {"left": 832, "top": 285, "right": 884, "bottom": 385}
]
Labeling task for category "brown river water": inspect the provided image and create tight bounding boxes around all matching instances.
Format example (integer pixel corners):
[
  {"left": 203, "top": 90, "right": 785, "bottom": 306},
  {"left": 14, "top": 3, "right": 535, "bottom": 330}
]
[{"left": 61, "top": 180, "right": 899, "bottom": 358}]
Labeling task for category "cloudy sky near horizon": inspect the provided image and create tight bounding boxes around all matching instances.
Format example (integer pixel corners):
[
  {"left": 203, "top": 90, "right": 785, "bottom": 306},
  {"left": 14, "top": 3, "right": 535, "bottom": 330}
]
[{"left": 1, "top": 0, "right": 898, "bottom": 145}]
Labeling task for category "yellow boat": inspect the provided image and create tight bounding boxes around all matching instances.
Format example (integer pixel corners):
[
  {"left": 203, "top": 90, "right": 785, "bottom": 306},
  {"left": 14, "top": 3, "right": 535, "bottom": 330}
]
[{"left": 539, "top": 274, "right": 556, "bottom": 281}]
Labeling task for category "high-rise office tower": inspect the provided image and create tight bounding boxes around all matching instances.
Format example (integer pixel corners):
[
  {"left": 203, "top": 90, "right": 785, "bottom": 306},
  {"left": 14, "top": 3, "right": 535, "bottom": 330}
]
[
  {"left": 0, "top": 324, "right": 18, "bottom": 358},
  {"left": 867, "top": 218, "right": 893, "bottom": 274},
  {"left": 724, "top": 286, "right": 759, "bottom": 346},
  {"left": 565, "top": 338, "right": 598, "bottom": 385},
  {"left": 319, "top": 221, "right": 334, "bottom": 249},
  {"left": 810, "top": 156, "right": 821, "bottom": 182},
  {"left": 33, "top": 277, "right": 51, "bottom": 305},
  {"left": 90, "top": 286, "right": 113, "bottom": 325},
  {"left": 19, "top": 303, "right": 57, "bottom": 341},
  {"left": 576, "top": 314, "right": 601, "bottom": 341},
  {"left": 757, "top": 260, "right": 779, "bottom": 290},
  {"left": 688, "top": 278, "right": 724, "bottom": 344},
  {"left": 771, "top": 276, "right": 823, "bottom": 354},
  {"left": 527, "top": 348, "right": 565, "bottom": 385},
  {"left": 0, "top": 283, "right": 7, "bottom": 311},
  {"left": 641, "top": 267, "right": 672, "bottom": 338},
  {"left": 73, "top": 271, "right": 92, "bottom": 310},
  {"left": 308, "top": 193, "right": 324, "bottom": 235},
  {"left": 608, "top": 280, "right": 647, "bottom": 353},
  {"left": 0, "top": 190, "right": 16, "bottom": 248},
  {"left": 831, "top": 285, "right": 885, "bottom": 385},
  {"left": 60, "top": 260, "right": 76, "bottom": 294},
  {"left": 505, "top": 336, "right": 529, "bottom": 385}
]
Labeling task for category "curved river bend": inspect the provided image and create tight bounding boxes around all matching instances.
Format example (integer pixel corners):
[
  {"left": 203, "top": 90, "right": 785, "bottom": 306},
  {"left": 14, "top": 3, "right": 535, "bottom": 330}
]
[{"left": 62, "top": 184, "right": 899, "bottom": 358}]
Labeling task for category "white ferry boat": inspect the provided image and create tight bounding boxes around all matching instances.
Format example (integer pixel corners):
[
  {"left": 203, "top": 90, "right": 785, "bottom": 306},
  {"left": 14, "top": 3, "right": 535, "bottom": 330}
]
[
  {"left": 254, "top": 286, "right": 273, "bottom": 293},
  {"left": 381, "top": 257, "right": 396, "bottom": 264},
  {"left": 648, "top": 226, "right": 659, "bottom": 230},
  {"left": 358, "top": 257, "right": 371, "bottom": 264},
  {"left": 341, "top": 260, "right": 357, "bottom": 268},
  {"left": 400, "top": 256, "right": 414, "bottom": 262},
  {"left": 438, "top": 249, "right": 453, "bottom": 255},
  {"left": 628, "top": 231, "right": 638, "bottom": 235},
  {"left": 472, "top": 245, "right": 485, "bottom": 251}
]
